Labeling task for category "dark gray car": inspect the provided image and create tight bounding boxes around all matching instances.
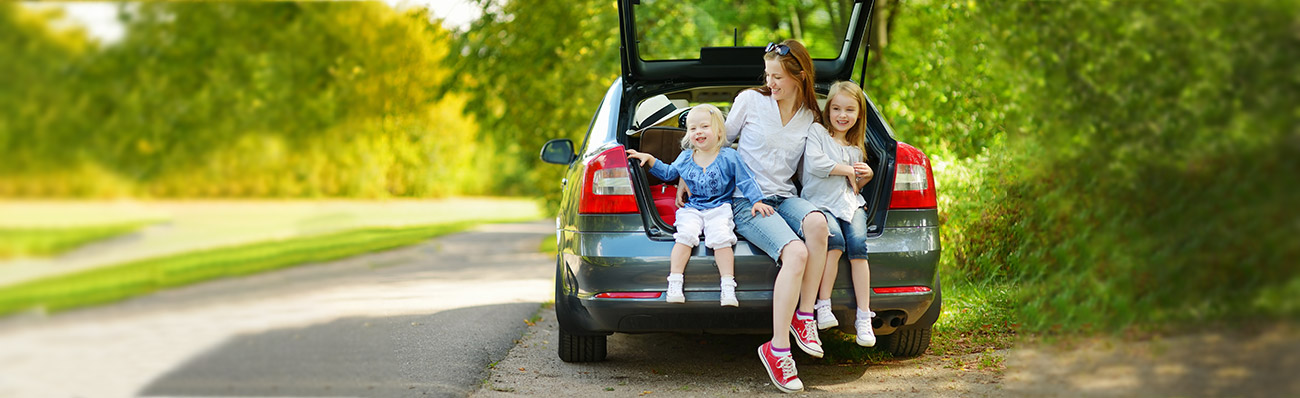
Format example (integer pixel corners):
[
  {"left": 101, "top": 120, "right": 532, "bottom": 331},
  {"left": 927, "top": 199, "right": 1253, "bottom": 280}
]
[{"left": 540, "top": 0, "right": 941, "bottom": 362}]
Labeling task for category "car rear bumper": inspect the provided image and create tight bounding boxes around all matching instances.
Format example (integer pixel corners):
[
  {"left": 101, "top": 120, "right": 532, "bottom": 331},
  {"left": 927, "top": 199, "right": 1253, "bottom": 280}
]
[{"left": 556, "top": 209, "right": 941, "bottom": 336}]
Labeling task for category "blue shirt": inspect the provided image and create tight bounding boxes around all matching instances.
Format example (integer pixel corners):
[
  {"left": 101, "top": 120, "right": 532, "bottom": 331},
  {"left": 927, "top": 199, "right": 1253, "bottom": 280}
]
[{"left": 648, "top": 147, "right": 766, "bottom": 211}]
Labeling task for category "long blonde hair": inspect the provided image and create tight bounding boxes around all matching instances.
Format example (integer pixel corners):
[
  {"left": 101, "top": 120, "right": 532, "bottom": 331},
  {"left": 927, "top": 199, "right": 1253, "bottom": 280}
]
[{"left": 824, "top": 81, "right": 868, "bottom": 152}]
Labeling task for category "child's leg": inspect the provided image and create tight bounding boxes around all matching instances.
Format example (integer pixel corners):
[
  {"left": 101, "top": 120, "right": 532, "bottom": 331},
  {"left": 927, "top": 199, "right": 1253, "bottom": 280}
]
[
  {"left": 714, "top": 246, "right": 734, "bottom": 277},
  {"left": 669, "top": 243, "right": 692, "bottom": 274},
  {"left": 818, "top": 214, "right": 847, "bottom": 303},
  {"left": 819, "top": 250, "right": 842, "bottom": 301},
  {"left": 851, "top": 258, "right": 871, "bottom": 310},
  {"left": 668, "top": 207, "right": 706, "bottom": 303},
  {"left": 701, "top": 204, "right": 739, "bottom": 306}
]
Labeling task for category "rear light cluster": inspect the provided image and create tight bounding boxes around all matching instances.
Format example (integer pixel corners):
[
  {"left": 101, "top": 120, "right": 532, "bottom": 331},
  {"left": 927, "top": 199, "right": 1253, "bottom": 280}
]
[
  {"left": 578, "top": 145, "right": 639, "bottom": 214},
  {"left": 888, "top": 142, "right": 938, "bottom": 209},
  {"left": 873, "top": 286, "right": 933, "bottom": 294},
  {"left": 594, "top": 292, "right": 663, "bottom": 299}
]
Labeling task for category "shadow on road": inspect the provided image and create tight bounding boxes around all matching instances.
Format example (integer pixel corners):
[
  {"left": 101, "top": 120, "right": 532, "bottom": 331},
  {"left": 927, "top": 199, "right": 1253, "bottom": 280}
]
[{"left": 140, "top": 302, "right": 541, "bottom": 398}]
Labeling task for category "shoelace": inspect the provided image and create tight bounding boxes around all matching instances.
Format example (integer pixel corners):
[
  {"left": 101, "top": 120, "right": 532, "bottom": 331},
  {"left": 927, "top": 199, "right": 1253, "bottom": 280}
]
[
  {"left": 800, "top": 319, "right": 821, "bottom": 345},
  {"left": 776, "top": 355, "right": 798, "bottom": 378}
]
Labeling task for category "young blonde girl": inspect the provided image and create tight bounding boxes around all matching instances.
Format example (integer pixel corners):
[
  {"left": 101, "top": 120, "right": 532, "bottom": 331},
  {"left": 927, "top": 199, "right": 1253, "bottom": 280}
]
[
  {"left": 800, "top": 81, "right": 877, "bottom": 347},
  {"left": 626, "top": 104, "right": 774, "bottom": 307}
]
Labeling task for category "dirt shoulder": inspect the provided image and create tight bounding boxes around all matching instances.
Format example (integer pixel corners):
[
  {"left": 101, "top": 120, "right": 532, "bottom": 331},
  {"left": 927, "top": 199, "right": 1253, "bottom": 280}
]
[{"left": 473, "top": 306, "right": 1298, "bottom": 397}]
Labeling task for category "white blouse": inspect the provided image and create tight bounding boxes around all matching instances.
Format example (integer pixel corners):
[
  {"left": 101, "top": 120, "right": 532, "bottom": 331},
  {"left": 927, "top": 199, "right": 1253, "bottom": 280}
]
[
  {"left": 725, "top": 89, "right": 815, "bottom": 199},
  {"left": 800, "top": 127, "right": 867, "bottom": 221}
]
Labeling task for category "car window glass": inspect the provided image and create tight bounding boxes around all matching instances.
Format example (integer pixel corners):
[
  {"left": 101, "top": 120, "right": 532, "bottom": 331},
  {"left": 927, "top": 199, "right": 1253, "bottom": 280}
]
[{"left": 633, "top": 0, "right": 857, "bottom": 61}]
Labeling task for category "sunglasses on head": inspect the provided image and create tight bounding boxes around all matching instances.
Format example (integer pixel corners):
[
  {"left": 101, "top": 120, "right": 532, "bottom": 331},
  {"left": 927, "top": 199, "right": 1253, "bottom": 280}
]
[{"left": 765, "top": 42, "right": 790, "bottom": 56}]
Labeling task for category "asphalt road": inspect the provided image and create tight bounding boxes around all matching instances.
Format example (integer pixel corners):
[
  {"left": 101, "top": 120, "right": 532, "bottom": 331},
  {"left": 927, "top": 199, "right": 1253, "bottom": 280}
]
[{"left": 0, "top": 220, "right": 555, "bottom": 398}]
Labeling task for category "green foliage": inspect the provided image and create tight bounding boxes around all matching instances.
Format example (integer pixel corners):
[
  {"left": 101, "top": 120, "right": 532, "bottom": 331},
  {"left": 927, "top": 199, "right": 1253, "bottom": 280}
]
[
  {"left": 0, "top": 221, "right": 153, "bottom": 259},
  {"left": 874, "top": 0, "right": 1299, "bottom": 332},
  {"left": 0, "top": 3, "right": 488, "bottom": 198},
  {"left": 444, "top": 0, "right": 621, "bottom": 210}
]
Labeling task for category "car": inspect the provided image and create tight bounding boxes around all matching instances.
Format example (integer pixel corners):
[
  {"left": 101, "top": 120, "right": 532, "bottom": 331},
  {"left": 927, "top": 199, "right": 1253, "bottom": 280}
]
[{"left": 539, "top": 0, "right": 941, "bottom": 362}]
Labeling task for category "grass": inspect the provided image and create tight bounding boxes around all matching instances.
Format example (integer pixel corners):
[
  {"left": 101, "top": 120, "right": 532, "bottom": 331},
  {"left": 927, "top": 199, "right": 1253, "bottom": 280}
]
[
  {"left": 821, "top": 278, "right": 1018, "bottom": 364},
  {"left": 0, "top": 218, "right": 532, "bottom": 317},
  {"left": 0, "top": 222, "right": 155, "bottom": 259}
]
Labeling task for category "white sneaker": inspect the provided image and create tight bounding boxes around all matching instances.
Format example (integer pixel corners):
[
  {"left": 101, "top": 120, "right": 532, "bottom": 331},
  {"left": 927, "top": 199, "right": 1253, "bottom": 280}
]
[
  {"left": 815, "top": 305, "right": 838, "bottom": 329},
  {"left": 666, "top": 275, "right": 685, "bottom": 303},
  {"left": 856, "top": 311, "right": 877, "bottom": 347},
  {"left": 720, "top": 278, "right": 738, "bottom": 307}
]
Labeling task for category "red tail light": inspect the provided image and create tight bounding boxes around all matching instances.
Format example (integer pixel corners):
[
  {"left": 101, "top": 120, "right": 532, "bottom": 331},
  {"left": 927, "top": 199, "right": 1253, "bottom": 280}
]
[
  {"left": 578, "top": 145, "right": 639, "bottom": 214},
  {"left": 872, "top": 286, "right": 933, "bottom": 294},
  {"left": 888, "top": 142, "right": 938, "bottom": 209},
  {"left": 594, "top": 292, "right": 663, "bottom": 299}
]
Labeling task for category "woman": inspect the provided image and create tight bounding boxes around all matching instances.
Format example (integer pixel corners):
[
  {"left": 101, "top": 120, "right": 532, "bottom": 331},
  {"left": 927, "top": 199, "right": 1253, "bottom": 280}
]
[{"left": 723, "top": 39, "right": 831, "bottom": 394}]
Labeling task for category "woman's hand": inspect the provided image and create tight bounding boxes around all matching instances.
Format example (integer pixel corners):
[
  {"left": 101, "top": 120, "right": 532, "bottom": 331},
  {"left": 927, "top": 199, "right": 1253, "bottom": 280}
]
[
  {"left": 625, "top": 149, "right": 655, "bottom": 167},
  {"left": 751, "top": 202, "right": 776, "bottom": 217}
]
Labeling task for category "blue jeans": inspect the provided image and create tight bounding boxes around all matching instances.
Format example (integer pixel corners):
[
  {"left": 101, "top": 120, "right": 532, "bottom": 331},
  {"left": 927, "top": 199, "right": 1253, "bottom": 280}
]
[
  {"left": 732, "top": 196, "right": 824, "bottom": 262},
  {"left": 821, "top": 207, "right": 870, "bottom": 260}
]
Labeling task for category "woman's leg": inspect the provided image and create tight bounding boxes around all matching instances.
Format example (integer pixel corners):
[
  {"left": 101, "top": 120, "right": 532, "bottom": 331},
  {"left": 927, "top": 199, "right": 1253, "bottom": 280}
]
[
  {"left": 771, "top": 240, "right": 807, "bottom": 349},
  {"left": 797, "top": 212, "right": 829, "bottom": 314},
  {"left": 730, "top": 197, "right": 805, "bottom": 350}
]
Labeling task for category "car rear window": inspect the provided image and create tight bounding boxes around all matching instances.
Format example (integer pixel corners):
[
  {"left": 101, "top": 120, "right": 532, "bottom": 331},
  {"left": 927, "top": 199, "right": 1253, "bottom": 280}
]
[{"left": 633, "top": 0, "right": 857, "bottom": 61}]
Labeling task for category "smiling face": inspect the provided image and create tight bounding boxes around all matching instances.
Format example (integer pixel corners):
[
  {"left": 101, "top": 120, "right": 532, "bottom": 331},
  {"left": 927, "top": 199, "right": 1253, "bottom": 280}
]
[
  {"left": 684, "top": 107, "right": 725, "bottom": 153},
  {"left": 825, "top": 92, "right": 860, "bottom": 136},
  {"left": 764, "top": 58, "right": 799, "bottom": 103}
]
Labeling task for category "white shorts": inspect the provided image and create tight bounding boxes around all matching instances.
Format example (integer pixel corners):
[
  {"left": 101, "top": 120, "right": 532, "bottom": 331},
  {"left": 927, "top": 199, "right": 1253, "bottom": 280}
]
[{"left": 673, "top": 204, "right": 737, "bottom": 250}]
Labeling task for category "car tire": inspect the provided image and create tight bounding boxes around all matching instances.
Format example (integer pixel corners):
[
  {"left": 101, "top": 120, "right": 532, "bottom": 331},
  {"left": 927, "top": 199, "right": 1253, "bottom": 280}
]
[
  {"left": 878, "top": 326, "right": 932, "bottom": 357},
  {"left": 557, "top": 328, "right": 607, "bottom": 362},
  {"left": 879, "top": 278, "right": 942, "bottom": 357}
]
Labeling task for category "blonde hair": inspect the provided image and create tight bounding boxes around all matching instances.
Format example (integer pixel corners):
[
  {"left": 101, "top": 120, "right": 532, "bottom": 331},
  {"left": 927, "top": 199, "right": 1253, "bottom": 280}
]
[
  {"left": 679, "top": 104, "right": 728, "bottom": 150},
  {"left": 824, "top": 81, "right": 868, "bottom": 152}
]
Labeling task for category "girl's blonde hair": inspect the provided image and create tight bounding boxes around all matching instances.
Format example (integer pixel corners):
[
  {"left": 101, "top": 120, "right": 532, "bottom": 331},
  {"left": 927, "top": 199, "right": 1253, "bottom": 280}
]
[
  {"left": 679, "top": 104, "right": 728, "bottom": 150},
  {"left": 824, "top": 81, "right": 869, "bottom": 152}
]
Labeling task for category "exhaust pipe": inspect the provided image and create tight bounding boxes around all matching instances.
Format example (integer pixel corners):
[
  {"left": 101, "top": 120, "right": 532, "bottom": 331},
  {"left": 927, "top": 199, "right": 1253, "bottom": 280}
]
[{"left": 871, "top": 312, "right": 907, "bottom": 329}]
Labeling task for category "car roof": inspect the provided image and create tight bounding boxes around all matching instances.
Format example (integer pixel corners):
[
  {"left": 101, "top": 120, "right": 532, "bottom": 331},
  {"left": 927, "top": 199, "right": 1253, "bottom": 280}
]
[{"left": 617, "top": 0, "right": 876, "bottom": 84}]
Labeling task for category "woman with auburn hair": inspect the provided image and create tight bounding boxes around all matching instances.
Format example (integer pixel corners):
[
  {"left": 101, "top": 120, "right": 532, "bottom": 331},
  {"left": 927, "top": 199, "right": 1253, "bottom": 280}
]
[{"left": 720, "top": 38, "right": 831, "bottom": 393}]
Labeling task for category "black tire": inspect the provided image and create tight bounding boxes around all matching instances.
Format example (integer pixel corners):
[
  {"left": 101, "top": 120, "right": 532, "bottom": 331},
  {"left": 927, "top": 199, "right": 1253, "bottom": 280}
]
[
  {"left": 554, "top": 255, "right": 608, "bottom": 362},
  {"left": 557, "top": 328, "right": 607, "bottom": 362},
  {"left": 880, "top": 278, "right": 942, "bottom": 357},
  {"left": 879, "top": 326, "right": 932, "bottom": 357}
]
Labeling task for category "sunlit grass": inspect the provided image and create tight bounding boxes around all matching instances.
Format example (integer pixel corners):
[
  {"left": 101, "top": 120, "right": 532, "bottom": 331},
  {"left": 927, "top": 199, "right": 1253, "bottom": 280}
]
[
  {"left": 931, "top": 280, "right": 1017, "bottom": 356},
  {"left": 0, "top": 222, "right": 155, "bottom": 259},
  {"left": 0, "top": 219, "right": 532, "bottom": 317}
]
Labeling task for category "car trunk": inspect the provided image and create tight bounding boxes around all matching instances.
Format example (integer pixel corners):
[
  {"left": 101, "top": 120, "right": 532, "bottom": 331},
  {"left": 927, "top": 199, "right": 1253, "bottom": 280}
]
[{"left": 616, "top": 1, "right": 896, "bottom": 287}]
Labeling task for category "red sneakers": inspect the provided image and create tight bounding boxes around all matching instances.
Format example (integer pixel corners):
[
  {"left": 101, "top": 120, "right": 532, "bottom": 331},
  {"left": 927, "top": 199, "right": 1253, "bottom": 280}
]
[
  {"left": 790, "top": 313, "right": 824, "bottom": 358},
  {"left": 758, "top": 342, "right": 804, "bottom": 393}
]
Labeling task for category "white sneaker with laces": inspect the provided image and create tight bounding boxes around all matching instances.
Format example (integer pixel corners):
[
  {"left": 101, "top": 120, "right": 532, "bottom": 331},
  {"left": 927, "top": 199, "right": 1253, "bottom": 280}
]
[
  {"left": 815, "top": 305, "right": 838, "bottom": 329},
  {"left": 720, "top": 278, "right": 738, "bottom": 307},
  {"left": 666, "top": 274, "right": 685, "bottom": 303},
  {"left": 856, "top": 310, "right": 877, "bottom": 347}
]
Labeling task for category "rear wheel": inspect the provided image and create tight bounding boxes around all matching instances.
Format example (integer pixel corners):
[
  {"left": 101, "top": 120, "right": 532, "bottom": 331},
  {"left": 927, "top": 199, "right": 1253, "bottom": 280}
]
[
  {"left": 554, "top": 255, "right": 608, "bottom": 362},
  {"left": 557, "top": 328, "right": 607, "bottom": 362},
  {"left": 880, "top": 278, "right": 942, "bottom": 358},
  {"left": 878, "top": 326, "right": 932, "bottom": 357}
]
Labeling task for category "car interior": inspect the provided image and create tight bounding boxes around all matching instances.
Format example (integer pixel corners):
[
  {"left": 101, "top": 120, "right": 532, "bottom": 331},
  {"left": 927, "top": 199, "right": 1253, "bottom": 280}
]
[{"left": 625, "top": 86, "right": 884, "bottom": 228}]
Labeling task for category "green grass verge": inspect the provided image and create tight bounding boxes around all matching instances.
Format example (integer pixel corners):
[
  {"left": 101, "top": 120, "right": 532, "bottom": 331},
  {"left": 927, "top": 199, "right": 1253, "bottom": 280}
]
[
  {"left": 0, "top": 218, "right": 529, "bottom": 317},
  {"left": 820, "top": 279, "right": 1018, "bottom": 363},
  {"left": 0, "top": 222, "right": 154, "bottom": 260}
]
